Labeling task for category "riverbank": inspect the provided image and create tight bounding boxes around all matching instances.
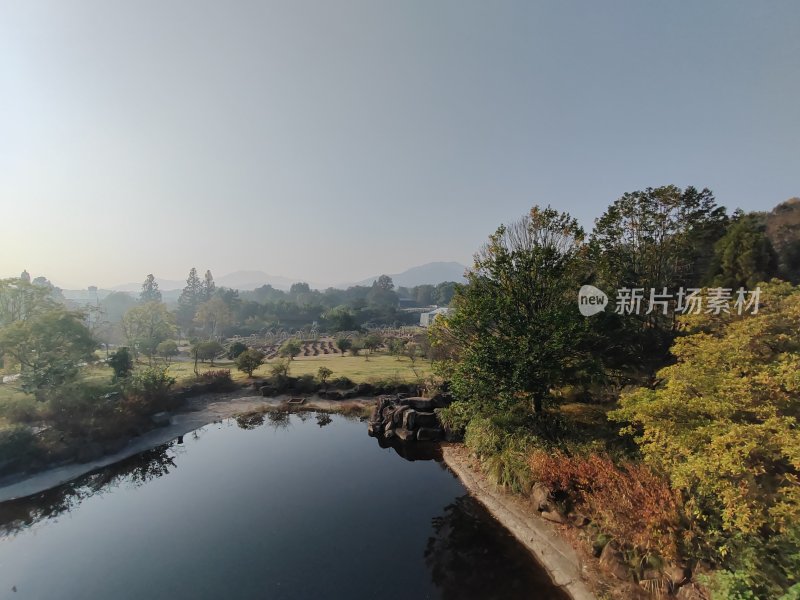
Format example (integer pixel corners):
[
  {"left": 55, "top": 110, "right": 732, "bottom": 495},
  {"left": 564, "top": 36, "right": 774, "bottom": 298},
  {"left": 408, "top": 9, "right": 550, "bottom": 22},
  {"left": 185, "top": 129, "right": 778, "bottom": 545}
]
[
  {"left": 0, "top": 391, "right": 375, "bottom": 502},
  {"left": 441, "top": 443, "right": 598, "bottom": 600}
]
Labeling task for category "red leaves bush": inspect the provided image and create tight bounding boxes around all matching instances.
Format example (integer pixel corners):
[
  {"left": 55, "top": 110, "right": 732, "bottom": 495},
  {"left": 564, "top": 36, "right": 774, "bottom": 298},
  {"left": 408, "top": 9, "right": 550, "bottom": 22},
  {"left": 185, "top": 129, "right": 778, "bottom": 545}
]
[{"left": 528, "top": 450, "right": 683, "bottom": 559}]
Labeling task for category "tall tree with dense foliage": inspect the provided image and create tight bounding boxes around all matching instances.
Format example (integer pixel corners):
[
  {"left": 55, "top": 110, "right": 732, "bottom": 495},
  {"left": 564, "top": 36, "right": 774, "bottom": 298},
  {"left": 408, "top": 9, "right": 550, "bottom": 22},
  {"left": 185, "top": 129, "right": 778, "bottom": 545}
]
[
  {"left": 592, "top": 186, "right": 728, "bottom": 293},
  {"left": 434, "top": 206, "right": 592, "bottom": 413},
  {"left": 139, "top": 274, "right": 162, "bottom": 303},
  {"left": 0, "top": 308, "right": 96, "bottom": 399},
  {"left": 710, "top": 213, "right": 779, "bottom": 289},
  {"left": 177, "top": 268, "right": 203, "bottom": 331},
  {"left": 202, "top": 270, "right": 216, "bottom": 301}
]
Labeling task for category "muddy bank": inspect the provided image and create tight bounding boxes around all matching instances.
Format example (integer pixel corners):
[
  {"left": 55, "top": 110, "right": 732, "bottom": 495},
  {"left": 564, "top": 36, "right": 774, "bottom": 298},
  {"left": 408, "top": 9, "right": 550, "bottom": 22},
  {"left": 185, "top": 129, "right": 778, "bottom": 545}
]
[
  {"left": 0, "top": 391, "right": 374, "bottom": 502},
  {"left": 441, "top": 444, "right": 596, "bottom": 600}
]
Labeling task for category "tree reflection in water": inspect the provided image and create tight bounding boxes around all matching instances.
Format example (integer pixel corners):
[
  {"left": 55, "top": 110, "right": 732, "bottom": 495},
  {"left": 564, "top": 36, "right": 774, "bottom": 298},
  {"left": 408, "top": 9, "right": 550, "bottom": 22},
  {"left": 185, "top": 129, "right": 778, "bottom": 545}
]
[
  {"left": 0, "top": 443, "right": 177, "bottom": 536},
  {"left": 425, "top": 495, "right": 569, "bottom": 600}
]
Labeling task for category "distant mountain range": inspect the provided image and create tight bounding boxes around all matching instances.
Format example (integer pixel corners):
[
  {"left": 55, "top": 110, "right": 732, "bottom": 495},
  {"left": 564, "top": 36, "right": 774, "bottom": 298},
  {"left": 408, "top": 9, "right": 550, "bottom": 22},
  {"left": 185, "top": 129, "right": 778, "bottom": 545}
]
[
  {"left": 101, "top": 262, "right": 469, "bottom": 294},
  {"left": 351, "top": 261, "right": 468, "bottom": 288}
]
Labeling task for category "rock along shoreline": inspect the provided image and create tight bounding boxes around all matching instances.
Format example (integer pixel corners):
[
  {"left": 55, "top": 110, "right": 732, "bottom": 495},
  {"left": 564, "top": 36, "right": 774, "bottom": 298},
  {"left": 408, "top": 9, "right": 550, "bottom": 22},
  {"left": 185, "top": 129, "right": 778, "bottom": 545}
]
[{"left": 441, "top": 443, "right": 596, "bottom": 600}]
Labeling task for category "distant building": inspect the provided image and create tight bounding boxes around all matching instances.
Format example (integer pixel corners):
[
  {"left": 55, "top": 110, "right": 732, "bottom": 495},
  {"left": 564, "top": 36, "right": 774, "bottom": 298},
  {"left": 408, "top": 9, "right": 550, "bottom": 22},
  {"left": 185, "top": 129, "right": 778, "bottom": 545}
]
[{"left": 420, "top": 307, "right": 451, "bottom": 327}]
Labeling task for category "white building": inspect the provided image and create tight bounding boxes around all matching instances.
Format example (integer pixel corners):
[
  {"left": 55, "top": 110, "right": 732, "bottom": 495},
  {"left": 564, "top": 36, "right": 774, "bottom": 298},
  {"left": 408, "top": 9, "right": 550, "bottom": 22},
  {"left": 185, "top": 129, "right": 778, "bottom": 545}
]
[{"left": 419, "top": 307, "right": 451, "bottom": 327}]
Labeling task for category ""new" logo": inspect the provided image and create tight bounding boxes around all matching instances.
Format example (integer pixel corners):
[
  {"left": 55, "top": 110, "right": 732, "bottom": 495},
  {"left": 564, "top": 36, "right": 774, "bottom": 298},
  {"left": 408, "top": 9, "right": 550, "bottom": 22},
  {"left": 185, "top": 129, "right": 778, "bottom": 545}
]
[{"left": 577, "top": 285, "right": 608, "bottom": 316}]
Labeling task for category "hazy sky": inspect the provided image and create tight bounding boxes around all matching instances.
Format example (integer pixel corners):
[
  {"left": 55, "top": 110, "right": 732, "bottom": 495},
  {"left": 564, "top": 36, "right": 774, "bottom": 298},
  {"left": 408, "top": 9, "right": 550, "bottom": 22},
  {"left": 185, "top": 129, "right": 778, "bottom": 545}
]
[{"left": 1, "top": 1, "right": 798, "bottom": 289}]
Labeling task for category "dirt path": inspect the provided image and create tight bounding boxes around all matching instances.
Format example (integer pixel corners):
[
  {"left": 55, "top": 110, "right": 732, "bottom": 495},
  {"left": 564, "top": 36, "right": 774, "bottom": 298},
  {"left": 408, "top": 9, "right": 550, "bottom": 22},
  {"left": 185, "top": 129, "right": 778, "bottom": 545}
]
[
  {"left": 0, "top": 390, "right": 375, "bottom": 502},
  {"left": 441, "top": 444, "right": 597, "bottom": 600}
]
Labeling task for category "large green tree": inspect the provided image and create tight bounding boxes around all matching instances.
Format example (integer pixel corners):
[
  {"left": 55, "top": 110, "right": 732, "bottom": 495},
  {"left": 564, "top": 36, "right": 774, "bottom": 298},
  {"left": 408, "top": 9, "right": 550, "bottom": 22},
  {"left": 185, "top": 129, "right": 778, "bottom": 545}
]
[
  {"left": 0, "top": 308, "right": 96, "bottom": 398},
  {"left": 434, "top": 206, "right": 592, "bottom": 413}
]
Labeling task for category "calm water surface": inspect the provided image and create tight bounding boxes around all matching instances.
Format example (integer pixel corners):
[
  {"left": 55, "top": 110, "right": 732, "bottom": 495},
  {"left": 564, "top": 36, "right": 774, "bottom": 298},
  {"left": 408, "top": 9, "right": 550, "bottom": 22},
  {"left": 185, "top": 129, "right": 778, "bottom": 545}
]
[{"left": 0, "top": 412, "right": 566, "bottom": 600}]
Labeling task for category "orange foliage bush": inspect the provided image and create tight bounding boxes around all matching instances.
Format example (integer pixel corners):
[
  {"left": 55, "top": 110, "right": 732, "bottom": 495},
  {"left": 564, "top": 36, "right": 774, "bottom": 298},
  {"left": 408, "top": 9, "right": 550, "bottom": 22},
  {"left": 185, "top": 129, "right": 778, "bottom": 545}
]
[{"left": 528, "top": 450, "right": 683, "bottom": 559}]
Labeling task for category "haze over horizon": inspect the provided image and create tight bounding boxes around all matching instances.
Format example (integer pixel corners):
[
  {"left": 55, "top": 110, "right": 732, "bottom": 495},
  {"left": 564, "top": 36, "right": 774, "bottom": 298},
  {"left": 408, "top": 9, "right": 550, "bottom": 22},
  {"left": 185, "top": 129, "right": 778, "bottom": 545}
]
[{"left": 2, "top": 1, "right": 798, "bottom": 289}]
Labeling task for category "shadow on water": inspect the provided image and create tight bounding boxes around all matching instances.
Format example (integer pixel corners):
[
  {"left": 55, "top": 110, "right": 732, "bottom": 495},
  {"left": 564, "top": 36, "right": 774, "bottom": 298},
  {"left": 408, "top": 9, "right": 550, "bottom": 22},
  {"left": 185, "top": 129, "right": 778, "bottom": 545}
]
[
  {"left": 376, "top": 435, "right": 443, "bottom": 461},
  {"left": 425, "top": 495, "right": 570, "bottom": 600},
  {"left": 0, "top": 442, "right": 179, "bottom": 536}
]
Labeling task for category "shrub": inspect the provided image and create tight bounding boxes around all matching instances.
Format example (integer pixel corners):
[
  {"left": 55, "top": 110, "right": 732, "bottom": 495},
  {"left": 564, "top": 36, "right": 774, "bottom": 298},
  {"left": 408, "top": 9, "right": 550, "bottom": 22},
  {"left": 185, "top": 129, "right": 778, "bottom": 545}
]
[
  {"left": 0, "top": 426, "right": 39, "bottom": 466},
  {"left": 46, "top": 381, "right": 114, "bottom": 436},
  {"left": 293, "top": 374, "right": 317, "bottom": 393},
  {"left": 330, "top": 376, "right": 354, "bottom": 389},
  {"left": 0, "top": 395, "right": 41, "bottom": 423},
  {"left": 528, "top": 450, "right": 682, "bottom": 560},
  {"left": 436, "top": 400, "right": 474, "bottom": 441},
  {"left": 197, "top": 369, "right": 235, "bottom": 391},
  {"left": 123, "top": 367, "right": 176, "bottom": 414},
  {"left": 464, "top": 416, "right": 505, "bottom": 458}
]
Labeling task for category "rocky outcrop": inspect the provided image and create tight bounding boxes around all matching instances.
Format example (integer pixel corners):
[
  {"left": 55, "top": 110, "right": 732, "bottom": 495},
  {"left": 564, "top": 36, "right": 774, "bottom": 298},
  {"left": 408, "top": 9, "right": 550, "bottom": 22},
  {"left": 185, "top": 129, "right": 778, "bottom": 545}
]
[{"left": 367, "top": 395, "right": 450, "bottom": 442}]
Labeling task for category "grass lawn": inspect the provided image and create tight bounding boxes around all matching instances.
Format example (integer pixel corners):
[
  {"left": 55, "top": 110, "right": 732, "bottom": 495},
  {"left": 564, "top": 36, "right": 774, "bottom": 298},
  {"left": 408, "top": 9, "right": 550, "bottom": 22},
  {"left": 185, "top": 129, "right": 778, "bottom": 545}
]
[
  {"left": 166, "top": 352, "right": 431, "bottom": 384},
  {"left": 269, "top": 353, "right": 431, "bottom": 383}
]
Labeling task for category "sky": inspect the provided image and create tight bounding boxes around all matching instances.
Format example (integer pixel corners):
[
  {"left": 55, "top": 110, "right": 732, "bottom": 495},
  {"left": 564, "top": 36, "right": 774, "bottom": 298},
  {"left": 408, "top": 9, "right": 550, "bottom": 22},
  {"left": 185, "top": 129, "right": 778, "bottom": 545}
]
[{"left": 1, "top": 1, "right": 798, "bottom": 289}]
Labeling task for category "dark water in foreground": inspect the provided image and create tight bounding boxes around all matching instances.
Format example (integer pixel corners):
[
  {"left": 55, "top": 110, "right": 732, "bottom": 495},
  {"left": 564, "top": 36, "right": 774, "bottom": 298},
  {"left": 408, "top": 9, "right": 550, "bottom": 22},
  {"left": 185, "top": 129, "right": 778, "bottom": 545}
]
[{"left": 0, "top": 412, "right": 566, "bottom": 600}]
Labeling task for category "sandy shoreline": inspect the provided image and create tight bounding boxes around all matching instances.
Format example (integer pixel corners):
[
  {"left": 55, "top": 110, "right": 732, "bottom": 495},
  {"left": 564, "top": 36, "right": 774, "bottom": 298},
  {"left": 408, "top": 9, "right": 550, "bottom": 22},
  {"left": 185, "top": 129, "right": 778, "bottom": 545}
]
[
  {"left": 441, "top": 444, "right": 596, "bottom": 600},
  {"left": 0, "top": 391, "right": 374, "bottom": 503}
]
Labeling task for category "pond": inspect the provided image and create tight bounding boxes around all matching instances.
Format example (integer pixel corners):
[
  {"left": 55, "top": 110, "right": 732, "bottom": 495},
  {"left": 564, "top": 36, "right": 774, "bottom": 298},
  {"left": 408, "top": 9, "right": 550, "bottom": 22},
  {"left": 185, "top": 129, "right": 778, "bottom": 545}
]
[{"left": 0, "top": 412, "right": 567, "bottom": 600}]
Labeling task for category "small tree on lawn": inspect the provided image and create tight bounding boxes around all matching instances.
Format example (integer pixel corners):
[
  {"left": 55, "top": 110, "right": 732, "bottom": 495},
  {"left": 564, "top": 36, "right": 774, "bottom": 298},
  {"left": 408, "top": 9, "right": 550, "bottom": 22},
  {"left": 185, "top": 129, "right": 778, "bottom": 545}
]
[
  {"left": 109, "top": 347, "right": 134, "bottom": 379},
  {"left": 336, "top": 337, "right": 352, "bottom": 356},
  {"left": 156, "top": 340, "right": 178, "bottom": 365},
  {"left": 363, "top": 333, "right": 382, "bottom": 361},
  {"left": 194, "top": 341, "right": 223, "bottom": 366},
  {"left": 317, "top": 366, "right": 333, "bottom": 390},
  {"left": 280, "top": 339, "right": 302, "bottom": 361},
  {"left": 236, "top": 349, "right": 265, "bottom": 377},
  {"left": 388, "top": 337, "right": 408, "bottom": 360}
]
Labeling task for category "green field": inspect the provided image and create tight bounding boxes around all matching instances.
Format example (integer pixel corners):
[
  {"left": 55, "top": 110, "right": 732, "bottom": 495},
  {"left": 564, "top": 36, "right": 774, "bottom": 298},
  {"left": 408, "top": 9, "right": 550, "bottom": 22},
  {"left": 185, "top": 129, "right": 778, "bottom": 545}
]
[{"left": 166, "top": 352, "right": 431, "bottom": 384}]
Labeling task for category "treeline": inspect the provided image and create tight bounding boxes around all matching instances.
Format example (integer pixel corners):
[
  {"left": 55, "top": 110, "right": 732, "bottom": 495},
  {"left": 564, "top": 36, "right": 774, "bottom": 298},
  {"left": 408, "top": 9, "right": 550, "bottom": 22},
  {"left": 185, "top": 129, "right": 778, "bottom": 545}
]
[
  {"left": 431, "top": 188, "right": 800, "bottom": 599},
  {"left": 90, "top": 272, "right": 458, "bottom": 347}
]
